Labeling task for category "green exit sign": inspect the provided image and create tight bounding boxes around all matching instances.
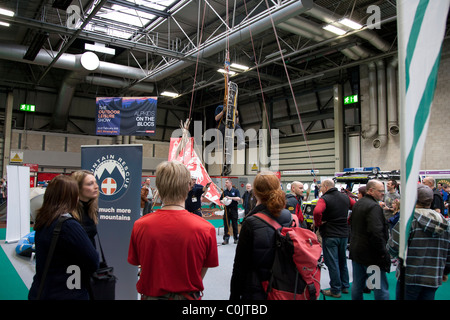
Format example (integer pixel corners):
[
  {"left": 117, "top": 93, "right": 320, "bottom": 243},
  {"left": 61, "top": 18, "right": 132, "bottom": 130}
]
[
  {"left": 344, "top": 95, "right": 358, "bottom": 105},
  {"left": 20, "top": 104, "right": 36, "bottom": 112}
]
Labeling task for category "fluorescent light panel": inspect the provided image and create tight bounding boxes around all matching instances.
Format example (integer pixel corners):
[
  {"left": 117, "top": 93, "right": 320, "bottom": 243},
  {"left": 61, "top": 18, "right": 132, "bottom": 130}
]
[
  {"left": 0, "top": 21, "right": 10, "bottom": 27},
  {"left": 217, "top": 68, "right": 236, "bottom": 76},
  {"left": 323, "top": 24, "right": 346, "bottom": 36},
  {"left": 230, "top": 63, "right": 249, "bottom": 71},
  {"left": 85, "top": 43, "right": 116, "bottom": 55},
  {"left": 0, "top": 8, "right": 14, "bottom": 17},
  {"left": 161, "top": 91, "right": 179, "bottom": 98},
  {"left": 339, "top": 18, "right": 363, "bottom": 30}
]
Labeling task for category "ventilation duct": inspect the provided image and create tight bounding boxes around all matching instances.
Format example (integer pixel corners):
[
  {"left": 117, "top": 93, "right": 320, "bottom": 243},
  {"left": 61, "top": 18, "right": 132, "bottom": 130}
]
[
  {"left": 0, "top": 43, "right": 152, "bottom": 84},
  {"left": 362, "top": 62, "right": 378, "bottom": 139},
  {"left": 304, "top": 4, "right": 391, "bottom": 53},
  {"left": 50, "top": 51, "right": 100, "bottom": 130},
  {"left": 387, "top": 57, "right": 399, "bottom": 136},
  {"left": 373, "top": 60, "right": 387, "bottom": 149},
  {"left": 277, "top": 20, "right": 361, "bottom": 60},
  {"left": 281, "top": 16, "right": 371, "bottom": 60},
  {"left": 147, "top": 0, "right": 314, "bottom": 82},
  {"left": 85, "top": 76, "right": 154, "bottom": 93}
]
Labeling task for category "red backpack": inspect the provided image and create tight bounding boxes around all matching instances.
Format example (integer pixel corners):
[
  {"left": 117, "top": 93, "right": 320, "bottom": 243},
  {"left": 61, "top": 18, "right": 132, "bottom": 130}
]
[{"left": 254, "top": 212, "right": 322, "bottom": 300}]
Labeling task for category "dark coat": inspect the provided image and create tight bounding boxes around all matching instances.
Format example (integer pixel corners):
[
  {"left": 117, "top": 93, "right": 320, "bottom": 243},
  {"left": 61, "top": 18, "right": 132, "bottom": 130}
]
[
  {"left": 230, "top": 204, "right": 292, "bottom": 300},
  {"left": 318, "top": 187, "right": 351, "bottom": 238},
  {"left": 285, "top": 193, "right": 301, "bottom": 214},
  {"left": 349, "top": 194, "right": 391, "bottom": 272},
  {"left": 28, "top": 216, "right": 99, "bottom": 300}
]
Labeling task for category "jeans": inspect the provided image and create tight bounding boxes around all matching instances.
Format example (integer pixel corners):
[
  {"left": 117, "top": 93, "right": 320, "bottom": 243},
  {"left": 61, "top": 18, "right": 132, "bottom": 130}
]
[
  {"left": 351, "top": 261, "right": 389, "bottom": 300},
  {"left": 322, "top": 237, "right": 350, "bottom": 294},
  {"left": 396, "top": 280, "right": 437, "bottom": 300}
]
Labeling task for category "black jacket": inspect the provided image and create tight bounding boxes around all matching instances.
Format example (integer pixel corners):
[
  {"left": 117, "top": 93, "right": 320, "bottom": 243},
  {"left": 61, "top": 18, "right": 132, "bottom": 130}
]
[
  {"left": 285, "top": 193, "right": 301, "bottom": 214},
  {"left": 431, "top": 188, "right": 445, "bottom": 215},
  {"left": 349, "top": 194, "right": 390, "bottom": 272},
  {"left": 230, "top": 204, "right": 292, "bottom": 300},
  {"left": 318, "top": 187, "right": 351, "bottom": 238}
]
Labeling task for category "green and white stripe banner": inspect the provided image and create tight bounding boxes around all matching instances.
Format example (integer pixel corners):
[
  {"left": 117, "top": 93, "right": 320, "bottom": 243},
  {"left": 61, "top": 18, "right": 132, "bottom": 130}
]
[{"left": 398, "top": 0, "right": 450, "bottom": 260}]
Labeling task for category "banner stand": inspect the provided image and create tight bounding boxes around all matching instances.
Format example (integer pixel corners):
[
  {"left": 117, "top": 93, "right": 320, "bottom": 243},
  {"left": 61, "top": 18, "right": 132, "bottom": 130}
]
[
  {"left": 5, "top": 165, "right": 30, "bottom": 243},
  {"left": 81, "top": 144, "right": 143, "bottom": 300}
]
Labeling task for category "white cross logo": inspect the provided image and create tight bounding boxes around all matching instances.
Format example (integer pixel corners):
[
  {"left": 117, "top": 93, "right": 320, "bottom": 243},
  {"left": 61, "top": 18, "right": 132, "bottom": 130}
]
[{"left": 101, "top": 178, "right": 117, "bottom": 195}]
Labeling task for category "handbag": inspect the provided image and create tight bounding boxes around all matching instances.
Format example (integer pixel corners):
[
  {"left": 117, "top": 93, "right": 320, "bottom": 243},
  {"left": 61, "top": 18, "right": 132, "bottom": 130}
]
[{"left": 89, "top": 232, "right": 117, "bottom": 300}]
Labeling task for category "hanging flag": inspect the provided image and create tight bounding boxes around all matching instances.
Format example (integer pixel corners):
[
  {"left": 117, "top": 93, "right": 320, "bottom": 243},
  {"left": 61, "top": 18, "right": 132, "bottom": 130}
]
[
  {"left": 398, "top": 0, "right": 450, "bottom": 260},
  {"left": 169, "top": 137, "right": 222, "bottom": 206}
]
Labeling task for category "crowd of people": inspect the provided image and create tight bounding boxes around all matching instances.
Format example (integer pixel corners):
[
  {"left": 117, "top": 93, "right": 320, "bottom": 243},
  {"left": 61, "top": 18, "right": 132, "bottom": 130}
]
[
  {"left": 313, "top": 177, "right": 450, "bottom": 300},
  {"left": 27, "top": 161, "right": 450, "bottom": 301}
]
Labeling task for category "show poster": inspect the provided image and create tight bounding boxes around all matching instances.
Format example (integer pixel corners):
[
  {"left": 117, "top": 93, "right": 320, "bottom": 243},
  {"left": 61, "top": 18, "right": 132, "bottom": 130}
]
[
  {"left": 81, "top": 144, "right": 143, "bottom": 300},
  {"left": 95, "top": 97, "right": 157, "bottom": 136}
]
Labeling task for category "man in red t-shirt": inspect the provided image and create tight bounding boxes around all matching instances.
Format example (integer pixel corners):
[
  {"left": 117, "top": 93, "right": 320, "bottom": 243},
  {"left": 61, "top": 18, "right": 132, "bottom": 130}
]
[{"left": 128, "top": 161, "right": 219, "bottom": 300}]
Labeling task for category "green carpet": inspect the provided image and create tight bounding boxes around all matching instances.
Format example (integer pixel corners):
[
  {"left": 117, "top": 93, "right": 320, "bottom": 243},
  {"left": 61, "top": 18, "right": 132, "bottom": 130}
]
[
  {"left": 2, "top": 225, "right": 449, "bottom": 300},
  {"left": 0, "top": 245, "right": 29, "bottom": 300},
  {"left": 320, "top": 270, "right": 450, "bottom": 300}
]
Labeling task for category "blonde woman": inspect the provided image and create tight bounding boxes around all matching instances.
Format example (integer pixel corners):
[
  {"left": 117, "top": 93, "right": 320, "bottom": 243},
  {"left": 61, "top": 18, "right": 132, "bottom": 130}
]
[{"left": 71, "top": 170, "right": 99, "bottom": 246}]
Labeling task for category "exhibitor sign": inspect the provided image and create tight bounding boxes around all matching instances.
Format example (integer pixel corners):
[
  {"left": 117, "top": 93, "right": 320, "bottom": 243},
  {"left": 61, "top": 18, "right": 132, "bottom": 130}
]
[
  {"left": 81, "top": 144, "right": 143, "bottom": 300},
  {"left": 96, "top": 97, "right": 157, "bottom": 136}
]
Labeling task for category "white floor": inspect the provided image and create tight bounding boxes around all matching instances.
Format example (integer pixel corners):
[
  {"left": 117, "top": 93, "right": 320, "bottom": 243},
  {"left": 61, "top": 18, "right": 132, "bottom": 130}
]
[
  {"left": 1, "top": 240, "right": 36, "bottom": 289},
  {"left": 202, "top": 229, "right": 340, "bottom": 300},
  {"left": 1, "top": 229, "right": 343, "bottom": 300}
]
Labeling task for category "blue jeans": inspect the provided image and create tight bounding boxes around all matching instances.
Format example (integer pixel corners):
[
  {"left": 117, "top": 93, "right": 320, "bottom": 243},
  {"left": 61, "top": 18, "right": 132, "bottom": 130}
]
[
  {"left": 351, "top": 261, "right": 389, "bottom": 300},
  {"left": 322, "top": 237, "right": 350, "bottom": 294},
  {"left": 396, "top": 280, "right": 437, "bottom": 300}
]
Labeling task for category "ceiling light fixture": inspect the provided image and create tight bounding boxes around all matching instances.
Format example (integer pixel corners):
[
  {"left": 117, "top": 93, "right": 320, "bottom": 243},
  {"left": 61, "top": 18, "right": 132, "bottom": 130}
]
[
  {"left": 217, "top": 68, "right": 236, "bottom": 76},
  {"left": 0, "top": 21, "right": 10, "bottom": 27},
  {"left": 161, "top": 91, "right": 179, "bottom": 98},
  {"left": 323, "top": 24, "right": 346, "bottom": 36},
  {"left": 0, "top": 8, "right": 14, "bottom": 17},
  {"left": 339, "top": 18, "right": 363, "bottom": 30},
  {"left": 230, "top": 63, "right": 249, "bottom": 71},
  {"left": 85, "top": 43, "right": 116, "bottom": 55}
]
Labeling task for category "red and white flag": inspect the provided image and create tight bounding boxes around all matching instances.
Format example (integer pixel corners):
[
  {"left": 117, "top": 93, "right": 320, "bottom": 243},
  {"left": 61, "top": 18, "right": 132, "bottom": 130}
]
[{"left": 169, "top": 137, "right": 222, "bottom": 206}]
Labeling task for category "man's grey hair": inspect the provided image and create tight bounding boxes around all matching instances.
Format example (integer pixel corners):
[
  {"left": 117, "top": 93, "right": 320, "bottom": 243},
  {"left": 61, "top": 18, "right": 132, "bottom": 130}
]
[
  {"left": 366, "top": 179, "right": 382, "bottom": 191},
  {"left": 423, "top": 176, "right": 436, "bottom": 187},
  {"left": 322, "top": 179, "right": 335, "bottom": 189}
]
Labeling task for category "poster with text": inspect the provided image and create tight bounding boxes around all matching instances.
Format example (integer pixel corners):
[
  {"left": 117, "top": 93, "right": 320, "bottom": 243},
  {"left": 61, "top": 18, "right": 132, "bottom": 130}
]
[
  {"left": 81, "top": 144, "right": 143, "bottom": 300},
  {"left": 96, "top": 97, "right": 157, "bottom": 136}
]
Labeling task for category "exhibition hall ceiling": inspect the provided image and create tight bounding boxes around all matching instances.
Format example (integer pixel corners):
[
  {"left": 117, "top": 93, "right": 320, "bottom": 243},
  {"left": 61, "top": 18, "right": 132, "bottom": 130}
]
[{"left": 0, "top": 0, "right": 442, "bottom": 135}]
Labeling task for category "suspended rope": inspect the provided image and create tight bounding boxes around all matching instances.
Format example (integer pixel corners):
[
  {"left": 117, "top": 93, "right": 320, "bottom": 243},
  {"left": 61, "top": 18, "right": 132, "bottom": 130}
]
[
  {"left": 242, "top": 0, "right": 273, "bottom": 142},
  {"left": 187, "top": 1, "right": 208, "bottom": 121},
  {"left": 246, "top": 0, "right": 317, "bottom": 177}
]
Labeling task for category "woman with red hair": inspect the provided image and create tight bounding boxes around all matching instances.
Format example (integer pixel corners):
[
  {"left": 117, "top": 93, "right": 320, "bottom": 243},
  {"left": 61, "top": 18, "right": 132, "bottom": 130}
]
[{"left": 230, "top": 171, "right": 293, "bottom": 300}]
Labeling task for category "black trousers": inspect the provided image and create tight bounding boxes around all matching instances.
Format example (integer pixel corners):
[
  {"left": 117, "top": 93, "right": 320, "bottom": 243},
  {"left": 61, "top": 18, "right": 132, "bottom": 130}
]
[{"left": 223, "top": 208, "right": 239, "bottom": 240}]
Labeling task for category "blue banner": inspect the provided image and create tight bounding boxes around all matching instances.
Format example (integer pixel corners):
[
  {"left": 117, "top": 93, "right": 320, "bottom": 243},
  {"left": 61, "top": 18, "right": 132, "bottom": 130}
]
[
  {"left": 81, "top": 144, "right": 143, "bottom": 300},
  {"left": 96, "top": 97, "right": 157, "bottom": 136}
]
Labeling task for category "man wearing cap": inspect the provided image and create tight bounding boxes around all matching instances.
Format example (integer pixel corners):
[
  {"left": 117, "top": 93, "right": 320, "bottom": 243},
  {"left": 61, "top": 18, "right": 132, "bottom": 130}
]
[
  {"left": 185, "top": 173, "right": 211, "bottom": 217},
  {"left": 388, "top": 184, "right": 450, "bottom": 300}
]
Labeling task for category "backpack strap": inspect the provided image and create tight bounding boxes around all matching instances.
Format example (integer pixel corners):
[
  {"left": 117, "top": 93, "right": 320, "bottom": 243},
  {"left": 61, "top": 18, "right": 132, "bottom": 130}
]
[
  {"left": 36, "top": 214, "right": 72, "bottom": 300},
  {"left": 253, "top": 212, "right": 282, "bottom": 230}
]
